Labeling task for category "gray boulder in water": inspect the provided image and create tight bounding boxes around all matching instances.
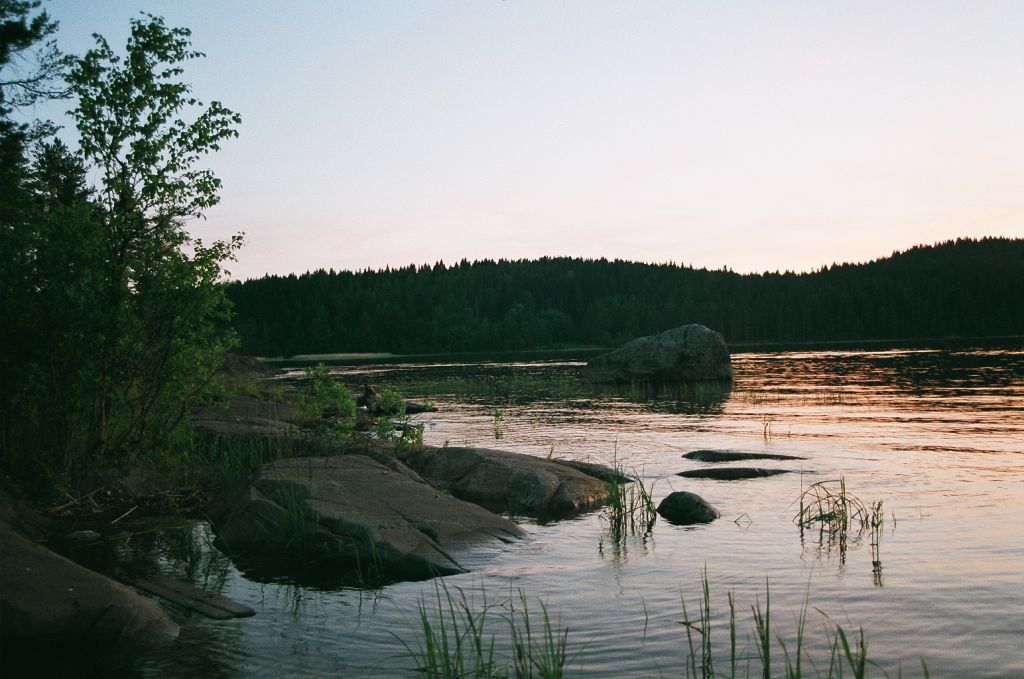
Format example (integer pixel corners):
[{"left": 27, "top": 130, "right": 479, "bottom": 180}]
[
  {"left": 585, "top": 324, "right": 732, "bottom": 383},
  {"left": 208, "top": 455, "right": 523, "bottom": 583},
  {"left": 405, "top": 446, "right": 613, "bottom": 518},
  {"left": 656, "top": 491, "right": 720, "bottom": 525}
]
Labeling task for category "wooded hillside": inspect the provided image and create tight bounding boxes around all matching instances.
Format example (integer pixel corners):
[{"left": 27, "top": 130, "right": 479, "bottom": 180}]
[{"left": 228, "top": 238, "right": 1024, "bottom": 356}]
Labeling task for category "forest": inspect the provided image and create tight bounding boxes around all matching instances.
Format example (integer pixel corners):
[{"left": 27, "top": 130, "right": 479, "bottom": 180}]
[{"left": 228, "top": 237, "right": 1024, "bottom": 356}]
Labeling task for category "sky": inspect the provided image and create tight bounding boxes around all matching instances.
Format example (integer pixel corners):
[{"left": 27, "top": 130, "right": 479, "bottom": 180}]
[{"left": 30, "top": 0, "right": 1024, "bottom": 279}]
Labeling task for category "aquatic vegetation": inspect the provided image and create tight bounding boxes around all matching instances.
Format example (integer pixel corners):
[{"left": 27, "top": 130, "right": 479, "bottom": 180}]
[
  {"left": 679, "top": 572, "right": 928, "bottom": 679},
  {"left": 600, "top": 453, "right": 657, "bottom": 552},
  {"left": 493, "top": 407, "right": 506, "bottom": 440},
  {"left": 401, "top": 573, "right": 927, "bottom": 677},
  {"left": 793, "top": 477, "right": 889, "bottom": 578},
  {"left": 509, "top": 592, "right": 569, "bottom": 679},
  {"left": 398, "top": 374, "right": 585, "bottom": 404},
  {"left": 397, "top": 582, "right": 568, "bottom": 678},
  {"left": 794, "top": 477, "right": 869, "bottom": 536},
  {"left": 869, "top": 499, "right": 885, "bottom": 587}
]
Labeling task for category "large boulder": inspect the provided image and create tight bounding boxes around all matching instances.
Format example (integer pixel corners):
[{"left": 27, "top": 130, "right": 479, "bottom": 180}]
[
  {"left": 656, "top": 491, "right": 720, "bottom": 525},
  {"left": 0, "top": 519, "right": 180, "bottom": 661},
  {"left": 585, "top": 324, "right": 732, "bottom": 383},
  {"left": 405, "top": 447, "right": 613, "bottom": 518},
  {"left": 207, "top": 455, "right": 523, "bottom": 584}
]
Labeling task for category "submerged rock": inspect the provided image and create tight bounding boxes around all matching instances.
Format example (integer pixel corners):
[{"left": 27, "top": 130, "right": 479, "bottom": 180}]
[
  {"left": 683, "top": 450, "right": 805, "bottom": 463},
  {"left": 405, "top": 446, "right": 613, "bottom": 517},
  {"left": 656, "top": 491, "right": 720, "bottom": 525},
  {"left": 676, "top": 467, "right": 792, "bottom": 480},
  {"left": 207, "top": 455, "right": 523, "bottom": 584},
  {"left": 584, "top": 324, "right": 732, "bottom": 384}
]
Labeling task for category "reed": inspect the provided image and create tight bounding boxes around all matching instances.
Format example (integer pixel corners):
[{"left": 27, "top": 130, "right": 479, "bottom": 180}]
[
  {"left": 678, "top": 572, "right": 928, "bottom": 679},
  {"left": 397, "top": 582, "right": 569, "bottom": 678},
  {"left": 509, "top": 591, "right": 568, "bottom": 679},
  {"left": 603, "top": 462, "right": 656, "bottom": 544},
  {"left": 794, "top": 477, "right": 869, "bottom": 536}
]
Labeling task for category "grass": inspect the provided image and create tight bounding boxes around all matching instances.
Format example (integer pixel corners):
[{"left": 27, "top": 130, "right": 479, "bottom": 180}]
[
  {"left": 603, "top": 467, "right": 657, "bottom": 544},
  {"left": 736, "top": 387, "right": 849, "bottom": 407},
  {"left": 792, "top": 477, "right": 890, "bottom": 583},
  {"left": 598, "top": 446, "right": 657, "bottom": 550},
  {"left": 399, "top": 573, "right": 928, "bottom": 678},
  {"left": 794, "top": 477, "right": 869, "bottom": 537},
  {"left": 396, "top": 582, "right": 569, "bottom": 678},
  {"left": 869, "top": 499, "right": 885, "bottom": 587},
  {"left": 158, "top": 429, "right": 298, "bottom": 492},
  {"left": 679, "top": 571, "right": 928, "bottom": 679}
]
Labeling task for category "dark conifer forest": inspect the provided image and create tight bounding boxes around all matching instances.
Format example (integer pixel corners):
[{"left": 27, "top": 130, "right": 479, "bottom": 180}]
[{"left": 227, "top": 238, "right": 1023, "bottom": 356}]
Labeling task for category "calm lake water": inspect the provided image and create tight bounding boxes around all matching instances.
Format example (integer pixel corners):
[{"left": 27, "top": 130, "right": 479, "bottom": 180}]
[{"left": 127, "top": 346, "right": 1023, "bottom": 677}]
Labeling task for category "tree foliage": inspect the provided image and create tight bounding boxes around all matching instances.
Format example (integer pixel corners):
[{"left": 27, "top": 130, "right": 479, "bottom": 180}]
[
  {"left": 0, "top": 12, "right": 241, "bottom": 491},
  {"left": 0, "top": 0, "right": 67, "bottom": 109}
]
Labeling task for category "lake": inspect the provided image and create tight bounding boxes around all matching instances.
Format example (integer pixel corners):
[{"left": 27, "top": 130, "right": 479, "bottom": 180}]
[{"left": 127, "top": 345, "right": 1024, "bottom": 677}]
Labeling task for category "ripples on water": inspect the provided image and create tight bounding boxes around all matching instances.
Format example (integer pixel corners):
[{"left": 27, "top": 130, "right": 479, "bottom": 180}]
[{"left": 129, "top": 347, "right": 1024, "bottom": 678}]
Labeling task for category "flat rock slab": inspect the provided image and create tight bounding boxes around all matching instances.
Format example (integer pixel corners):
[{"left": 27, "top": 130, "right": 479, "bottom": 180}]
[
  {"left": 208, "top": 455, "right": 523, "bottom": 584},
  {"left": 683, "top": 449, "right": 806, "bottom": 463},
  {"left": 0, "top": 521, "right": 180, "bottom": 658},
  {"left": 677, "top": 467, "right": 792, "bottom": 480},
  {"left": 406, "top": 447, "right": 612, "bottom": 517}
]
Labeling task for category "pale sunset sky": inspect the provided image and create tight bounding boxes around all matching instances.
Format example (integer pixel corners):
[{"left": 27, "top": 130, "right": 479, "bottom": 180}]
[{"left": 35, "top": 1, "right": 1024, "bottom": 278}]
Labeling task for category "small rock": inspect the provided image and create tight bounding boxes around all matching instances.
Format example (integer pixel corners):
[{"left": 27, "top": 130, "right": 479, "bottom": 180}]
[{"left": 656, "top": 491, "right": 720, "bottom": 525}]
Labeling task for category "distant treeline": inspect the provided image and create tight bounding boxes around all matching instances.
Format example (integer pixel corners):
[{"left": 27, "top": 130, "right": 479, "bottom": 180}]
[{"left": 227, "top": 238, "right": 1024, "bottom": 356}]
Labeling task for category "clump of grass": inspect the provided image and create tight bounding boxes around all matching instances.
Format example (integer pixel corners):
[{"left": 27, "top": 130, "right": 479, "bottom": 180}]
[
  {"left": 398, "top": 582, "right": 500, "bottom": 678},
  {"left": 160, "top": 430, "right": 296, "bottom": 491},
  {"left": 794, "top": 477, "right": 869, "bottom": 536},
  {"left": 509, "top": 591, "right": 568, "bottom": 679},
  {"left": 396, "top": 582, "right": 569, "bottom": 678},
  {"left": 794, "top": 478, "right": 890, "bottom": 580},
  {"left": 679, "top": 572, "right": 928, "bottom": 678},
  {"left": 601, "top": 450, "right": 656, "bottom": 547}
]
